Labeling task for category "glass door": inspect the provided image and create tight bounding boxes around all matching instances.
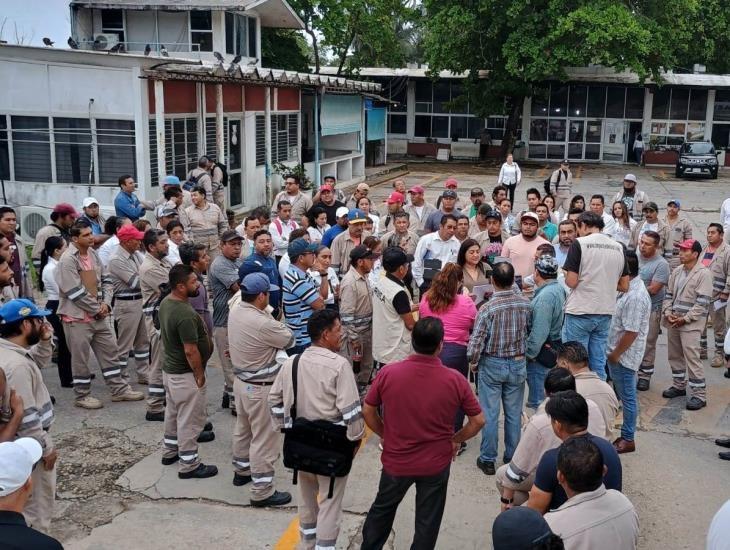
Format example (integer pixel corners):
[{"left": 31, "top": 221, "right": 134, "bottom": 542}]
[{"left": 602, "top": 119, "right": 627, "bottom": 162}]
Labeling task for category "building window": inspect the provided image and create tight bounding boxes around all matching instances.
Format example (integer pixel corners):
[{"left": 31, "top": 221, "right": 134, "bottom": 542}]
[
  {"left": 651, "top": 88, "right": 707, "bottom": 148},
  {"left": 0, "top": 117, "right": 9, "bottom": 180},
  {"left": 225, "top": 12, "right": 257, "bottom": 57},
  {"left": 388, "top": 114, "right": 407, "bottom": 135},
  {"left": 11, "top": 116, "right": 51, "bottom": 183},
  {"left": 255, "top": 114, "right": 298, "bottom": 166},
  {"left": 97, "top": 120, "right": 136, "bottom": 184},
  {"left": 255, "top": 115, "right": 266, "bottom": 166},
  {"left": 204, "top": 117, "right": 228, "bottom": 163},
  {"left": 190, "top": 10, "right": 213, "bottom": 52},
  {"left": 714, "top": 90, "right": 730, "bottom": 122},
  {"left": 54, "top": 118, "right": 92, "bottom": 184},
  {"left": 101, "top": 9, "right": 125, "bottom": 43}
]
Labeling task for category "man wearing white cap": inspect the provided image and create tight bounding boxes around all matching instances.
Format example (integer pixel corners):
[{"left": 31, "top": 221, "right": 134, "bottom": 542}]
[
  {"left": 79, "top": 197, "right": 109, "bottom": 246},
  {"left": 0, "top": 438, "right": 62, "bottom": 548},
  {"left": 613, "top": 174, "right": 649, "bottom": 222},
  {"left": 0, "top": 299, "right": 57, "bottom": 531},
  {"left": 501, "top": 212, "right": 550, "bottom": 280}
]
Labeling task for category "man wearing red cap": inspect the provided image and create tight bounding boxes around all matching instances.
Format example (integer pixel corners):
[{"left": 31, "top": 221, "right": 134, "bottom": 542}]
[
  {"left": 404, "top": 186, "right": 437, "bottom": 236},
  {"left": 381, "top": 192, "right": 406, "bottom": 235},
  {"left": 31, "top": 203, "right": 77, "bottom": 272},
  {"left": 436, "top": 178, "right": 467, "bottom": 211},
  {"left": 313, "top": 184, "right": 346, "bottom": 227},
  {"left": 108, "top": 225, "right": 150, "bottom": 385}
]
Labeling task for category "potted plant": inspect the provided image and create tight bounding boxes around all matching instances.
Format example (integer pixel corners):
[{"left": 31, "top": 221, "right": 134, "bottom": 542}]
[{"left": 271, "top": 161, "right": 314, "bottom": 194}]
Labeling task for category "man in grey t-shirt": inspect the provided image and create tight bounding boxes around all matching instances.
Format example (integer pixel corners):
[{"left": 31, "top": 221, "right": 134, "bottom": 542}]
[
  {"left": 637, "top": 231, "right": 671, "bottom": 391},
  {"left": 208, "top": 230, "right": 243, "bottom": 412}
]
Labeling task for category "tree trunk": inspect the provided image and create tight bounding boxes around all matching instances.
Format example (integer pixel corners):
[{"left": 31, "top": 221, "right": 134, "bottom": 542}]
[{"left": 501, "top": 97, "right": 524, "bottom": 157}]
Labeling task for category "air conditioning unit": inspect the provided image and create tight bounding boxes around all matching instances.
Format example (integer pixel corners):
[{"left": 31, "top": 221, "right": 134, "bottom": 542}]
[
  {"left": 18, "top": 207, "right": 52, "bottom": 240},
  {"left": 92, "top": 33, "right": 119, "bottom": 51},
  {"left": 99, "top": 206, "right": 115, "bottom": 220}
]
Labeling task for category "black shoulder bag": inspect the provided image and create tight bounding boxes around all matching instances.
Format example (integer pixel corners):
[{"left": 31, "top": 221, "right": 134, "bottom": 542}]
[{"left": 282, "top": 354, "right": 360, "bottom": 498}]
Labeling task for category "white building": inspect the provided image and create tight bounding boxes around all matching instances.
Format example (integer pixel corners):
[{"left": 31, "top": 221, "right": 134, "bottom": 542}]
[{"left": 0, "top": 0, "right": 384, "bottom": 236}]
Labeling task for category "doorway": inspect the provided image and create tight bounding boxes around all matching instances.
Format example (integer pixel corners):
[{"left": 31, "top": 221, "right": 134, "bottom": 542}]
[
  {"left": 602, "top": 119, "right": 627, "bottom": 162},
  {"left": 626, "top": 121, "right": 642, "bottom": 165}
]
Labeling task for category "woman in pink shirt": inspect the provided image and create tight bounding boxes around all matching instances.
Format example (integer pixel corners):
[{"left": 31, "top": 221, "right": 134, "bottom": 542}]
[{"left": 419, "top": 264, "right": 477, "bottom": 451}]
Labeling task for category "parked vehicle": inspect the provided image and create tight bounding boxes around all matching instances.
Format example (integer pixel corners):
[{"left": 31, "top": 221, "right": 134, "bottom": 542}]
[{"left": 676, "top": 141, "right": 719, "bottom": 179}]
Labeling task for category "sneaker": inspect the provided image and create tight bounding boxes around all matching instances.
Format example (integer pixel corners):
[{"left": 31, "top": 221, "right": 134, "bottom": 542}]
[
  {"left": 145, "top": 411, "right": 164, "bottom": 422},
  {"left": 75, "top": 395, "right": 103, "bottom": 409},
  {"left": 711, "top": 355, "right": 725, "bottom": 368},
  {"left": 686, "top": 396, "right": 707, "bottom": 411},
  {"left": 178, "top": 464, "right": 218, "bottom": 479},
  {"left": 662, "top": 387, "right": 687, "bottom": 399},
  {"left": 250, "top": 490, "right": 292, "bottom": 507},
  {"left": 233, "top": 473, "right": 252, "bottom": 486},
  {"left": 111, "top": 389, "right": 145, "bottom": 402},
  {"left": 636, "top": 379, "right": 650, "bottom": 392},
  {"left": 476, "top": 458, "right": 496, "bottom": 475},
  {"left": 197, "top": 430, "right": 215, "bottom": 443},
  {"left": 161, "top": 454, "right": 179, "bottom": 466}
]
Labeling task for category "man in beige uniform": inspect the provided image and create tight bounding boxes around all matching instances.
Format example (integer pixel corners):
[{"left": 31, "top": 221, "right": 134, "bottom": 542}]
[
  {"left": 700, "top": 224, "right": 730, "bottom": 367},
  {"left": 30, "top": 203, "right": 76, "bottom": 271},
  {"left": 228, "top": 273, "right": 294, "bottom": 505},
  {"left": 187, "top": 156, "right": 215, "bottom": 203},
  {"left": 662, "top": 239, "right": 714, "bottom": 410},
  {"left": 628, "top": 202, "right": 672, "bottom": 261},
  {"left": 209, "top": 159, "right": 226, "bottom": 211},
  {"left": 56, "top": 220, "right": 143, "bottom": 409},
  {"left": 108, "top": 225, "right": 149, "bottom": 385},
  {"left": 185, "top": 185, "right": 228, "bottom": 260},
  {"left": 269, "top": 310, "right": 364, "bottom": 550},
  {"left": 339, "top": 245, "right": 374, "bottom": 388},
  {"left": 139, "top": 229, "right": 172, "bottom": 421},
  {"left": 330, "top": 209, "right": 368, "bottom": 278},
  {"left": 380, "top": 212, "right": 419, "bottom": 256},
  {"left": 664, "top": 199, "right": 692, "bottom": 269},
  {"left": 271, "top": 174, "right": 313, "bottom": 224},
  {"left": 0, "top": 299, "right": 56, "bottom": 530}
]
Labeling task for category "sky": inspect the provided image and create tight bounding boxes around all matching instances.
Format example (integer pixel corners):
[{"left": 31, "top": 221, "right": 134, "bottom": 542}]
[{"left": 0, "top": 0, "right": 71, "bottom": 47}]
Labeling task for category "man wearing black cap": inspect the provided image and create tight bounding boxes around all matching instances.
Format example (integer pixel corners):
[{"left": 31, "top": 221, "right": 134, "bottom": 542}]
[
  {"left": 424, "top": 190, "right": 460, "bottom": 233},
  {"left": 628, "top": 201, "right": 672, "bottom": 260},
  {"left": 208, "top": 230, "right": 244, "bottom": 412},
  {"left": 228, "top": 273, "right": 293, "bottom": 506},
  {"left": 340, "top": 245, "right": 375, "bottom": 387},
  {"left": 492, "top": 507, "right": 560, "bottom": 550},
  {"left": 473, "top": 209, "right": 510, "bottom": 267}
]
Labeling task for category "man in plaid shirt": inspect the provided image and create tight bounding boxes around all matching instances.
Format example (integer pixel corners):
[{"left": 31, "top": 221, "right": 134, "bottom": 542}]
[{"left": 468, "top": 261, "right": 531, "bottom": 476}]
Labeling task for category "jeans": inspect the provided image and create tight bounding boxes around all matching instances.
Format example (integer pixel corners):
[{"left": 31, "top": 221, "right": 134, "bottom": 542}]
[
  {"left": 526, "top": 360, "right": 548, "bottom": 409},
  {"left": 439, "top": 342, "right": 469, "bottom": 432},
  {"left": 361, "top": 466, "right": 450, "bottom": 550},
  {"left": 608, "top": 361, "right": 638, "bottom": 441},
  {"left": 562, "top": 314, "right": 611, "bottom": 380},
  {"left": 478, "top": 356, "right": 526, "bottom": 463}
]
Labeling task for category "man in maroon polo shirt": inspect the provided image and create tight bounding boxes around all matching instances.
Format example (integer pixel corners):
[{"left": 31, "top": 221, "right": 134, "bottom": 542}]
[{"left": 361, "top": 317, "right": 485, "bottom": 550}]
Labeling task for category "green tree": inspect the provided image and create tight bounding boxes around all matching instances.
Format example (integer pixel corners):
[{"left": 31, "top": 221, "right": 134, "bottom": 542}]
[
  {"left": 679, "top": 0, "right": 730, "bottom": 74},
  {"left": 261, "top": 28, "right": 312, "bottom": 73},
  {"left": 422, "top": 0, "right": 702, "bottom": 154}
]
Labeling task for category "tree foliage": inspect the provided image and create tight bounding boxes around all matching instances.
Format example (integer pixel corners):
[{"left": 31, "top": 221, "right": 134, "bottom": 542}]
[
  {"left": 261, "top": 28, "right": 312, "bottom": 73},
  {"left": 422, "top": 0, "right": 705, "bottom": 153}
]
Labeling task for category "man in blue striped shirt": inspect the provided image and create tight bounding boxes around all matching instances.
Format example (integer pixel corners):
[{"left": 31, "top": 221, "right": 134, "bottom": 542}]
[
  {"left": 282, "top": 239, "right": 326, "bottom": 355},
  {"left": 467, "top": 260, "right": 531, "bottom": 476}
]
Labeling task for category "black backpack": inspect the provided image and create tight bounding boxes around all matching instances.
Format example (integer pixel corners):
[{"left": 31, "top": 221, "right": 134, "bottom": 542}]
[
  {"left": 214, "top": 162, "right": 229, "bottom": 187},
  {"left": 143, "top": 282, "right": 172, "bottom": 330},
  {"left": 183, "top": 172, "right": 200, "bottom": 192},
  {"left": 544, "top": 169, "right": 561, "bottom": 195},
  {"left": 282, "top": 354, "right": 360, "bottom": 498}
]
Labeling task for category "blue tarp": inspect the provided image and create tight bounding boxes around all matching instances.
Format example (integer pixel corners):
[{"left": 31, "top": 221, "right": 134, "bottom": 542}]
[
  {"left": 367, "top": 108, "right": 386, "bottom": 141},
  {"left": 320, "top": 94, "right": 362, "bottom": 136}
]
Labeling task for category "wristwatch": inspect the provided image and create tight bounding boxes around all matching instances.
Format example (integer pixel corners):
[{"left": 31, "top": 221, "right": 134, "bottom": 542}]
[{"left": 500, "top": 497, "right": 513, "bottom": 504}]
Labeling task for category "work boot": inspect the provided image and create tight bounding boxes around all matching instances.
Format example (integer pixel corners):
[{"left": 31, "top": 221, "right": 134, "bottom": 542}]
[
  {"left": 700, "top": 349, "right": 708, "bottom": 360},
  {"left": 715, "top": 438, "right": 730, "bottom": 448},
  {"left": 250, "top": 490, "right": 292, "bottom": 507},
  {"left": 711, "top": 354, "right": 725, "bottom": 368},
  {"left": 75, "top": 395, "right": 103, "bottom": 409},
  {"left": 178, "top": 464, "right": 218, "bottom": 479},
  {"left": 145, "top": 411, "right": 164, "bottom": 422},
  {"left": 204, "top": 422, "right": 213, "bottom": 432},
  {"left": 161, "top": 454, "right": 179, "bottom": 466},
  {"left": 112, "top": 389, "right": 145, "bottom": 402},
  {"left": 686, "top": 396, "right": 707, "bottom": 411},
  {"left": 197, "top": 430, "right": 215, "bottom": 443},
  {"left": 221, "top": 393, "right": 230, "bottom": 409},
  {"left": 662, "top": 387, "right": 686, "bottom": 399},
  {"left": 476, "top": 458, "right": 496, "bottom": 475},
  {"left": 719, "top": 452, "right": 730, "bottom": 461},
  {"left": 636, "top": 379, "right": 650, "bottom": 392},
  {"left": 233, "top": 473, "right": 252, "bottom": 486}
]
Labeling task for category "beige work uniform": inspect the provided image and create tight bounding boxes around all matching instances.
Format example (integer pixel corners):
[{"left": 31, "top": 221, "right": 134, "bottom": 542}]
[
  {"left": 339, "top": 266, "right": 373, "bottom": 385},
  {"left": 0, "top": 338, "right": 55, "bottom": 530},
  {"left": 31, "top": 224, "right": 63, "bottom": 270},
  {"left": 163, "top": 370, "right": 208, "bottom": 473},
  {"left": 56, "top": 243, "right": 130, "bottom": 398},
  {"left": 664, "top": 215, "right": 693, "bottom": 269},
  {"left": 700, "top": 243, "right": 730, "bottom": 360},
  {"left": 8, "top": 232, "right": 33, "bottom": 298},
  {"left": 271, "top": 191, "right": 313, "bottom": 222},
  {"left": 139, "top": 253, "right": 172, "bottom": 413},
  {"left": 228, "top": 301, "right": 294, "bottom": 501},
  {"left": 187, "top": 167, "right": 213, "bottom": 202},
  {"left": 108, "top": 248, "right": 149, "bottom": 383},
  {"left": 185, "top": 202, "right": 227, "bottom": 260},
  {"left": 628, "top": 218, "right": 673, "bottom": 261},
  {"left": 211, "top": 164, "right": 226, "bottom": 211},
  {"left": 269, "top": 346, "right": 364, "bottom": 550},
  {"left": 330, "top": 230, "right": 368, "bottom": 277},
  {"left": 573, "top": 372, "right": 619, "bottom": 440},
  {"left": 662, "top": 262, "right": 713, "bottom": 401},
  {"left": 550, "top": 169, "right": 573, "bottom": 213},
  {"left": 612, "top": 189, "right": 649, "bottom": 222},
  {"left": 380, "top": 229, "right": 419, "bottom": 256},
  {"left": 404, "top": 202, "right": 439, "bottom": 235}
]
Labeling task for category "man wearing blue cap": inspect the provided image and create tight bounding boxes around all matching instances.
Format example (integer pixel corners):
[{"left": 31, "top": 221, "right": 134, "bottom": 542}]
[
  {"left": 228, "top": 273, "right": 293, "bottom": 506},
  {"left": 0, "top": 299, "right": 57, "bottom": 530},
  {"left": 331, "top": 209, "right": 369, "bottom": 277},
  {"left": 282, "top": 239, "right": 327, "bottom": 355}
]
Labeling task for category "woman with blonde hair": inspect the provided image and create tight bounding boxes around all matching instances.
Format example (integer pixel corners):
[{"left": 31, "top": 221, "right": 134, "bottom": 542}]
[{"left": 418, "top": 263, "right": 477, "bottom": 452}]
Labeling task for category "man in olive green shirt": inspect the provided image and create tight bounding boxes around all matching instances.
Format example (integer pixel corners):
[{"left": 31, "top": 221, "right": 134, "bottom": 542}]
[{"left": 158, "top": 264, "right": 217, "bottom": 479}]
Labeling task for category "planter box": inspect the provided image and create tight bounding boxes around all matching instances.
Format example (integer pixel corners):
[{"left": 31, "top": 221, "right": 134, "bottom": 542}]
[{"left": 644, "top": 150, "right": 679, "bottom": 166}]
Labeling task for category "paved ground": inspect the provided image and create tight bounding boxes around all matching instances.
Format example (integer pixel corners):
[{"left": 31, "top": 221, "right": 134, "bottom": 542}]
[{"left": 41, "top": 161, "right": 730, "bottom": 549}]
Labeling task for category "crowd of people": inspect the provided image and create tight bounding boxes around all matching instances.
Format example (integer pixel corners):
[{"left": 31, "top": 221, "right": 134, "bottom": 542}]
[{"left": 0, "top": 154, "right": 729, "bottom": 550}]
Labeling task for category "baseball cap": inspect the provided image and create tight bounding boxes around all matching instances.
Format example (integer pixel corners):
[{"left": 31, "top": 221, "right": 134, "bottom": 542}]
[
  {"left": 444, "top": 178, "right": 458, "bottom": 189},
  {"left": 163, "top": 175, "right": 181, "bottom": 187},
  {"left": 52, "top": 203, "right": 78, "bottom": 217},
  {"left": 470, "top": 187, "right": 485, "bottom": 197},
  {"left": 387, "top": 192, "right": 405, "bottom": 205},
  {"left": 82, "top": 197, "right": 99, "bottom": 208},
  {"left": 484, "top": 209, "right": 502, "bottom": 221},
  {"left": 156, "top": 205, "right": 178, "bottom": 219},
  {"left": 320, "top": 184, "right": 334, "bottom": 192},
  {"left": 240, "top": 272, "right": 279, "bottom": 295},
  {"left": 442, "top": 190, "right": 458, "bottom": 200},
  {"left": 561, "top": 159, "right": 570, "bottom": 165},
  {"left": 348, "top": 209, "right": 367, "bottom": 223},
  {"left": 408, "top": 185, "right": 425, "bottom": 194},
  {"left": 220, "top": 229, "right": 244, "bottom": 243},
  {"left": 492, "top": 507, "right": 554, "bottom": 550},
  {"left": 535, "top": 254, "right": 559, "bottom": 277},
  {"left": 623, "top": 173, "right": 637, "bottom": 183},
  {"left": 117, "top": 225, "right": 146, "bottom": 241},
  {"left": 0, "top": 299, "right": 51, "bottom": 324},
  {"left": 288, "top": 238, "right": 318, "bottom": 258},
  {"left": 521, "top": 212, "right": 539, "bottom": 223},
  {"left": 335, "top": 206, "right": 350, "bottom": 219},
  {"left": 678, "top": 239, "right": 702, "bottom": 254},
  {"left": 667, "top": 199, "right": 681, "bottom": 207},
  {"left": 356, "top": 183, "right": 370, "bottom": 192},
  {"left": 382, "top": 246, "right": 409, "bottom": 272},
  {"left": 350, "top": 245, "right": 374, "bottom": 263},
  {"left": 0, "top": 438, "right": 43, "bottom": 497},
  {"left": 642, "top": 201, "right": 659, "bottom": 212}
]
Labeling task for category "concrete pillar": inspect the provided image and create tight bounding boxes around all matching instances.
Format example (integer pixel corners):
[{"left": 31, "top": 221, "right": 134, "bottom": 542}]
[
  {"left": 215, "top": 84, "right": 225, "bottom": 162},
  {"left": 264, "top": 86, "right": 272, "bottom": 204},
  {"left": 521, "top": 97, "right": 531, "bottom": 159},
  {"left": 705, "top": 89, "right": 716, "bottom": 141},
  {"left": 406, "top": 80, "right": 415, "bottom": 139},
  {"left": 154, "top": 80, "right": 166, "bottom": 184},
  {"left": 641, "top": 87, "right": 653, "bottom": 138}
]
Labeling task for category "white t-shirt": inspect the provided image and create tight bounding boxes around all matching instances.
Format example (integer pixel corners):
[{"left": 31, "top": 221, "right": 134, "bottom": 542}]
[{"left": 42, "top": 257, "right": 60, "bottom": 301}]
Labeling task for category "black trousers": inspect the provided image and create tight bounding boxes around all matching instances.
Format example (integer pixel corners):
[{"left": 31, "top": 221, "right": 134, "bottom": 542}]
[
  {"left": 506, "top": 183, "right": 516, "bottom": 205},
  {"left": 361, "top": 466, "right": 450, "bottom": 550},
  {"left": 45, "top": 300, "right": 72, "bottom": 387}
]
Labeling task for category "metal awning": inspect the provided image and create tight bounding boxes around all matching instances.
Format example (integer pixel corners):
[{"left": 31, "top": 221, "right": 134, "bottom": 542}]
[{"left": 71, "top": 0, "right": 261, "bottom": 9}]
